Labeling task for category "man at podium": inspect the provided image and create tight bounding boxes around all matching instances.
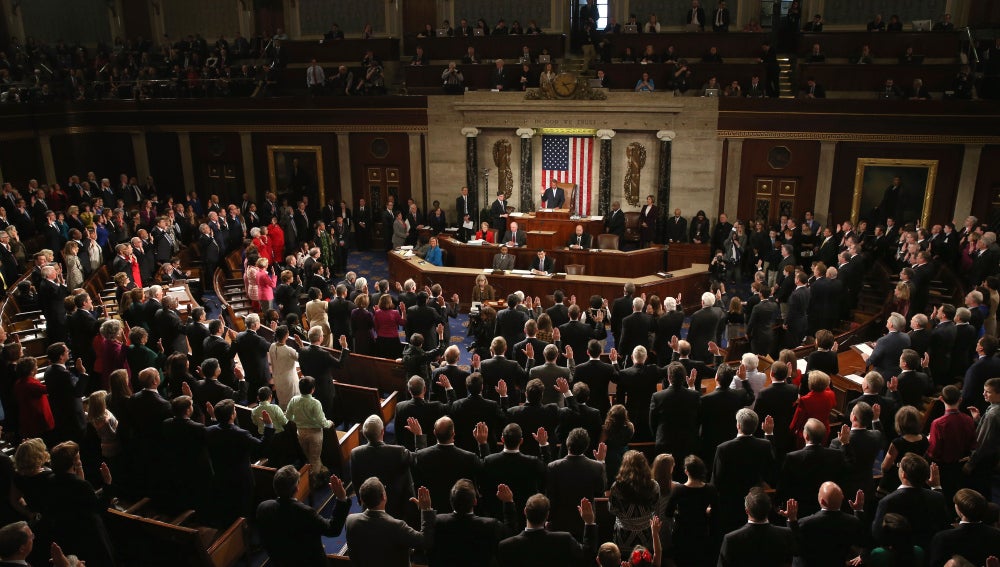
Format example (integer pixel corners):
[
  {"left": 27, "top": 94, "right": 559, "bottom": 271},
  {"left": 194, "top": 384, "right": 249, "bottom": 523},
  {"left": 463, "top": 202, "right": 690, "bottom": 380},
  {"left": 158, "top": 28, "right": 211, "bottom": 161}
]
[{"left": 541, "top": 185, "right": 566, "bottom": 209}]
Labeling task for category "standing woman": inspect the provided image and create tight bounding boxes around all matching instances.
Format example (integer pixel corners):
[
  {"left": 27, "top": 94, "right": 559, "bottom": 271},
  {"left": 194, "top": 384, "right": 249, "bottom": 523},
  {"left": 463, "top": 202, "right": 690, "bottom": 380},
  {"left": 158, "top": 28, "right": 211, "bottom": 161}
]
[
  {"left": 351, "top": 294, "right": 376, "bottom": 355},
  {"left": 610, "top": 450, "right": 660, "bottom": 552},
  {"left": 391, "top": 211, "right": 409, "bottom": 249},
  {"left": 640, "top": 195, "right": 658, "bottom": 247},
  {"left": 94, "top": 319, "right": 129, "bottom": 391},
  {"left": 255, "top": 257, "right": 277, "bottom": 312},
  {"left": 602, "top": 404, "right": 636, "bottom": 482},
  {"left": 663, "top": 455, "right": 720, "bottom": 567},
  {"left": 305, "top": 287, "right": 332, "bottom": 347},
  {"left": 373, "top": 293, "right": 407, "bottom": 359},
  {"left": 13, "top": 358, "right": 54, "bottom": 440},
  {"left": 268, "top": 325, "right": 300, "bottom": 409},
  {"left": 62, "top": 241, "right": 84, "bottom": 291}
]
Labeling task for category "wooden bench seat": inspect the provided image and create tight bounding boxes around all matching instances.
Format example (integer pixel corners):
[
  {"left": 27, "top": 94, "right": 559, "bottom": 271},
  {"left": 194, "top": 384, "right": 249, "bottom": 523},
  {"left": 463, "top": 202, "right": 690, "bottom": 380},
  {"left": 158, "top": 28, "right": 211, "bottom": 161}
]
[
  {"left": 105, "top": 503, "right": 248, "bottom": 567},
  {"left": 334, "top": 381, "right": 399, "bottom": 426}
]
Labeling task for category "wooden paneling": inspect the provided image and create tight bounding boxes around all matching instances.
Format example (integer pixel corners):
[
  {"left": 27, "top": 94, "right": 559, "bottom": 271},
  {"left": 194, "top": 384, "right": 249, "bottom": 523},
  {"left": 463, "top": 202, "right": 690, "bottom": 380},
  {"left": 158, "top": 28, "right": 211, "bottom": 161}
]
[
  {"left": 145, "top": 133, "right": 184, "bottom": 201},
  {"left": 972, "top": 145, "right": 1000, "bottom": 227},
  {"left": 121, "top": 0, "right": 153, "bottom": 42},
  {"left": 404, "top": 63, "right": 547, "bottom": 91},
  {"left": 0, "top": 140, "right": 43, "bottom": 188},
  {"left": 439, "top": 236, "right": 659, "bottom": 276},
  {"left": 829, "top": 143, "right": 963, "bottom": 226},
  {"left": 736, "top": 139, "right": 820, "bottom": 224},
  {"left": 597, "top": 32, "right": 768, "bottom": 60},
  {"left": 798, "top": 32, "right": 960, "bottom": 59},
  {"left": 402, "top": 0, "right": 436, "bottom": 38},
  {"left": 250, "top": 133, "right": 340, "bottom": 205},
  {"left": 401, "top": 34, "right": 567, "bottom": 61},
  {"left": 49, "top": 133, "right": 135, "bottom": 185},
  {"left": 283, "top": 39, "right": 401, "bottom": 65},
  {"left": 595, "top": 63, "right": 764, "bottom": 91},
  {"left": 189, "top": 133, "right": 243, "bottom": 203},
  {"left": 798, "top": 63, "right": 956, "bottom": 94}
]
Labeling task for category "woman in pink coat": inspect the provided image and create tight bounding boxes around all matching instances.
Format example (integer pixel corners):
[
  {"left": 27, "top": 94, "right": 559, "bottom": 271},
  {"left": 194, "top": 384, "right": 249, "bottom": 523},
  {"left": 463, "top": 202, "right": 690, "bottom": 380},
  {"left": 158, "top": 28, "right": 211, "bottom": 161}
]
[{"left": 255, "top": 257, "right": 278, "bottom": 312}]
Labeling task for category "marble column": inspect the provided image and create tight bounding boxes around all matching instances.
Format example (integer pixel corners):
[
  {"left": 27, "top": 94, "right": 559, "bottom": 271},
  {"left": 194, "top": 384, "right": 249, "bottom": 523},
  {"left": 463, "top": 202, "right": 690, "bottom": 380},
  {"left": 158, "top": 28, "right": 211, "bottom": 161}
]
[
  {"left": 38, "top": 135, "right": 56, "bottom": 186},
  {"left": 132, "top": 132, "right": 151, "bottom": 182},
  {"left": 656, "top": 130, "right": 675, "bottom": 243},
  {"left": 408, "top": 132, "right": 425, "bottom": 206},
  {"left": 336, "top": 133, "right": 353, "bottom": 204},
  {"left": 596, "top": 129, "right": 615, "bottom": 216},
  {"left": 723, "top": 138, "right": 742, "bottom": 219},
  {"left": 177, "top": 133, "right": 196, "bottom": 195},
  {"left": 462, "top": 128, "right": 481, "bottom": 223},
  {"left": 239, "top": 132, "right": 256, "bottom": 199},
  {"left": 517, "top": 128, "right": 535, "bottom": 212},
  {"left": 954, "top": 144, "right": 984, "bottom": 221}
]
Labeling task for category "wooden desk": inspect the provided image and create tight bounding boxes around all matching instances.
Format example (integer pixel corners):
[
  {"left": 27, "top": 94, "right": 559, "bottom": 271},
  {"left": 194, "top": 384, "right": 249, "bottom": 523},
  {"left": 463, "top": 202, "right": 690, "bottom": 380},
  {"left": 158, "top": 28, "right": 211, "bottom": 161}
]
[
  {"left": 283, "top": 38, "right": 401, "bottom": 64},
  {"left": 513, "top": 212, "right": 605, "bottom": 248},
  {"left": 594, "top": 62, "right": 764, "bottom": 90},
  {"left": 389, "top": 251, "right": 709, "bottom": 311},
  {"left": 797, "top": 63, "right": 957, "bottom": 93},
  {"left": 439, "top": 236, "right": 664, "bottom": 277},
  {"left": 401, "top": 34, "right": 567, "bottom": 62},
  {"left": 798, "top": 32, "right": 961, "bottom": 60},
  {"left": 598, "top": 32, "right": 768, "bottom": 61},
  {"left": 667, "top": 243, "right": 711, "bottom": 271},
  {"left": 828, "top": 348, "right": 867, "bottom": 412}
]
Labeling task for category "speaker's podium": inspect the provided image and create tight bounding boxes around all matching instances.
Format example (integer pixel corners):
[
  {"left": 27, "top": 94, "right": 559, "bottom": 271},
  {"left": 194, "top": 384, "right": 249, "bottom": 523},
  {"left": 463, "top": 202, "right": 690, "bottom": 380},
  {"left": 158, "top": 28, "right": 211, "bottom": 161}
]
[{"left": 517, "top": 209, "right": 604, "bottom": 249}]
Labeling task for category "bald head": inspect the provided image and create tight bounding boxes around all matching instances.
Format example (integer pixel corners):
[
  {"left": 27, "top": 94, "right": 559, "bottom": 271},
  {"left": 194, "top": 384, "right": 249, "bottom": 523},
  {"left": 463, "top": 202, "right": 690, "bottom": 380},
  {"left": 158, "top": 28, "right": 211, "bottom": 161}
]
[
  {"left": 434, "top": 416, "right": 455, "bottom": 444},
  {"left": 818, "top": 481, "right": 844, "bottom": 511}
]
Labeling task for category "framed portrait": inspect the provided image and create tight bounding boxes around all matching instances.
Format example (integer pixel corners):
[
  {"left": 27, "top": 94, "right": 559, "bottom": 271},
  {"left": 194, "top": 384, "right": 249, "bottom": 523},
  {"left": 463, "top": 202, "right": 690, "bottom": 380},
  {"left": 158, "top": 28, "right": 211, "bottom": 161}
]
[
  {"left": 267, "top": 145, "right": 325, "bottom": 205},
  {"left": 851, "top": 158, "right": 938, "bottom": 228}
]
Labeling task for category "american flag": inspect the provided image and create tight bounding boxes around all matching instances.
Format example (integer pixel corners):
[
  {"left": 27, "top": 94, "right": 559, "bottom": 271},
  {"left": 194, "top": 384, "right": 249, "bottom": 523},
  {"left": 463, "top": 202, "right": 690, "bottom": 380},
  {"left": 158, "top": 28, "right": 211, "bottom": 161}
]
[{"left": 541, "top": 135, "right": 594, "bottom": 216}]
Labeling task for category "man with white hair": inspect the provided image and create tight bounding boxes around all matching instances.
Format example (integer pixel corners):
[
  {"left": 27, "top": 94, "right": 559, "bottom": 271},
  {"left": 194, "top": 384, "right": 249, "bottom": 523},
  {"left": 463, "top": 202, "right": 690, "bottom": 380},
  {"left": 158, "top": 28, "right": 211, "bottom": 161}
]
[
  {"left": 687, "top": 291, "right": 724, "bottom": 362},
  {"left": 778, "top": 417, "right": 847, "bottom": 518},
  {"left": 618, "top": 296, "right": 652, "bottom": 363},
  {"left": 712, "top": 407, "right": 777, "bottom": 534},
  {"left": 236, "top": 313, "right": 273, "bottom": 396},
  {"left": 863, "top": 312, "right": 910, "bottom": 379},
  {"left": 738, "top": 352, "right": 767, "bottom": 404},
  {"left": 350, "top": 414, "right": 426, "bottom": 518},
  {"left": 38, "top": 263, "right": 69, "bottom": 342}
]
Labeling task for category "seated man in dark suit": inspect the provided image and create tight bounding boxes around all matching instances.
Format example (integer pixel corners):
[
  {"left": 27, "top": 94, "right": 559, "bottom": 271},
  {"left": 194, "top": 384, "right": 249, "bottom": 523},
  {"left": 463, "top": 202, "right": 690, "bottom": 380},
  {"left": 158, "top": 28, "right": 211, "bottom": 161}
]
[
  {"left": 492, "top": 245, "right": 516, "bottom": 271},
  {"left": 345, "top": 478, "right": 435, "bottom": 567},
  {"left": 497, "top": 493, "right": 598, "bottom": 567},
  {"left": 718, "top": 487, "right": 795, "bottom": 566},
  {"left": 501, "top": 221, "right": 527, "bottom": 248},
  {"left": 429, "top": 479, "right": 518, "bottom": 566},
  {"left": 257, "top": 465, "right": 351, "bottom": 567},
  {"left": 529, "top": 249, "right": 554, "bottom": 275},
  {"left": 541, "top": 186, "right": 566, "bottom": 209},
  {"left": 783, "top": 481, "right": 866, "bottom": 567},
  {"left": 566, "top": 224, "right": 592, "bottom": 249},
  {"left": 872, "top": 453, "right": 950, "bottom": 544},
  {"left": 929, "top": 488, "right": 1000, "bottom": 567}
]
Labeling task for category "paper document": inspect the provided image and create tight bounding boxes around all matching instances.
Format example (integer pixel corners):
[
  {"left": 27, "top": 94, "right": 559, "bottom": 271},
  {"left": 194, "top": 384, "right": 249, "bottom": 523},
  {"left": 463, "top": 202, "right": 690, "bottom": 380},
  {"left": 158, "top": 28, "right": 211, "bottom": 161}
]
[
  {"left": 853, "top": 343, "right": 874, "bottom": 357},
  {"left": 843, "top": 374, "right": 865, "bottom": 385},
  {"left": 796, "top": 359, "right": 808, "bottom": 375},
  {"left": 511, "top": 269, "right": 531, "bottom": 275}
]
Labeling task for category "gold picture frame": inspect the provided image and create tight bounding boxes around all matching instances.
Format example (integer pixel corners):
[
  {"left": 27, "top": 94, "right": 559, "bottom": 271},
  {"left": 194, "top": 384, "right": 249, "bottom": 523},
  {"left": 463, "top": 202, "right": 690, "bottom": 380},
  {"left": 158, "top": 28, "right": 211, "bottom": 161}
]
[
  {"left": 267, "top": 145, "right": 325, "bottom": 205},
  {"left": 851, "top": 158, "right": 937, "bottom": 228}
]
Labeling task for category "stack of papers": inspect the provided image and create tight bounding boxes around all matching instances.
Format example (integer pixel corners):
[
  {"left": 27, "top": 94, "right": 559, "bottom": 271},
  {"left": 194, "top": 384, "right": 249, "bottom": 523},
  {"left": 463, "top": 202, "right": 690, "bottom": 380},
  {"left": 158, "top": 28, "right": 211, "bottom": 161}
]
[
  {"left": 853, "top": 343, "right": 874, "bottom": 357},
  {"left": 796, "top": 359, "right": 808, "bottom": 375},
  {"left": 843, "top": 374, "right": 865, "bottom": 385}
]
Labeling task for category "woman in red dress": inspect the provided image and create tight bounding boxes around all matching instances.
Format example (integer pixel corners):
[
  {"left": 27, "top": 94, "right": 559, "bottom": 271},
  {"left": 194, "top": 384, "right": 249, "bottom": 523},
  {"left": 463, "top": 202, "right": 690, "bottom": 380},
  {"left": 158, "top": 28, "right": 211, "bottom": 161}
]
[
  {"left": 13, "top": 357, "right": 54, "bottom": 439},
  {"left": 789, "top": 370, "right": 836, "bottom": 448}
]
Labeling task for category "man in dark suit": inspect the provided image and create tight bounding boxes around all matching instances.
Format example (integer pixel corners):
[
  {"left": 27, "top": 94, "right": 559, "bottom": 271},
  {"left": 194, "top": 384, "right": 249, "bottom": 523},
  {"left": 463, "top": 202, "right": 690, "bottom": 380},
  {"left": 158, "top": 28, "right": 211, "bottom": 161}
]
[
  {"left": 953, "top": 308, "right": 980, "bottom": 379},
  {"left": 712, "top": 1, "right": 731, "bottom": 31},
  {"left": 67, "top": 293, "right": 100, "bottom": 370},
  {"left": 785, "top": 271, "right": 811, "bottom": 348},
  {"left": 38, "top": 265, "right": 69, "bottom": 342},
  {"left": 963, "top": 337, "right": 1000, "bottom": 414},
  {"left": 712, "top": 408, "right": 776, "bottom": 534},
  {"left": 544, "top": 428, "right": 605, "bottom": 535},
  {"left": 699, "top": 365, "right": 754, "bottom": 472},
  {"left": 892, "top": 348, "right": 932, "bottom": 408},
  {"left": 490, "top": 193, "right": 509, "bottom": 231},
  {"left": 491, "top": 59, "right": 508, "bottom": 90},
  {"left": 686, "top": 0, "right": 707, "bottom": 30},
  {"left": 482, "top": 423, "right": 552, "bottom": 522},
  {"left": 394, "top": 376, "right": 455, "bottom": 451},
  {"left": 429, "top": 479, "right": 518, "bottom": 566},
  {"left": 197, "top": 223, "right": 221, "bottom": 288},
  {"left": 430, "top": 346, "right": 470, "bottom": 402},
  {"left": 449, "top": 373, "right": 508, "bottom": 452},
  {"left": 778, "top": 418, "right": 847, "bottom": 518},
  {"left": 687, "top": 291, "right": 725, "bottom": 363},
  {"left": 501, "top": 221, "right": 527, "bottom": 248},
  {"left": 650, "top": 362, "right": 701, "bottom": 471},
  {"left": 155, "top": 295, "right": 190, "bottom": 355},
  {"left": 559, "top": 305, "right": 606, "bottom": 365},
  {"left": 556, "top": 382, "right": 603, "bottom": 456},
  {"left": 753, "top": 361, "right": 800, "bottom": 457},
  {"left": 929, "top": 488, "right": 1000, "bottom": 567},
  {"left": 718, "top": 487, "right": 795, "bottom": 566},
  {"left": 351, "top": 415, "right": 423, "bottom": 519},
  {"left": 546, "top": 291, "right": 570, "bottom": 328},
  {"left": 610, "top": 283, "right": 636, "bottom": 348},
  {"left": 497, "top": 493, "right": 599, "bottom": 566},
  {"left": 478, "top": 338, "right": 529, "bottom": 402},
  {"left": 929, "top": 304, "right": 958, "bottom": 385},
  {"left": 614, "top": 346, "right": 663, "bottom": 442},
  {"left": 829, "top": 403, "right": 885, "bottom": 504},
  {"left": 506, "top": 379, "right": 562, "bottom": 456},
  {"left": 604, "top": 201, "right": 625, "bottom": 241},
  {"left": 865, "top": 313, "right": 911, "bottom": 380},
  {"left": 257, "top": 465, "right": 351, "bottom": 567},
  {"left": 496, "top": 295, "right": 530, "bottom": 358},
  {"left": 413, "top": 416, "right": 489, "bottom": 514},
  {"left": 784, "top": 481, "right": 867, "bottom": 567},
  {"left": 206, "top": 399, "right": 274, "bottom": 526},
  {"left": 235, "top": 314, "right": 272, "bottom": 397},
  {"left": 526, "top": 345, "right": 573, "bottom": 408},
  {"left": 354, "top": 197, "right": 371, "bottom": 251},
  {"left": 44, "top": 343, "right": 87, "bottom": 444},
  {"left": 564, "top": 225, "right": 592, "bottom": 250},
  {"left": 808, "top": 268, "right": 837, "bottom": 334},
  {"left": 455, "top": 186, "right": 473, "bottom": 226},
  {"left": 872, "top": 453, "right": 950, "bottom": 544},
  {"left": 203, "top": 320, "right": 240, "bottom": 387},
  {"left": 529, "top": 249, "right": 554, "bottom": 274},
  {"left": 298, "top": 329, "right": 348, "bottom": 420},
  {"left": 665, "top": 208, "right": 688, "bottom": 243},
  {"left": 327, "top": 286, "right": 356, "bottom": 345},
  {"left": 573, "top": 340, "right": 617, "bottom": 417},
  {"left": 345, "top": 478, "right": 435, "bottom": 567},
  {"left": 541, "top": 186, "right": 566, "bottom": 209},
  {"left": 619, "top": 297, "right": 653, "bottom": 362},
  {"left": 746, "top": 287, "right": 779, "bottom": 357}
]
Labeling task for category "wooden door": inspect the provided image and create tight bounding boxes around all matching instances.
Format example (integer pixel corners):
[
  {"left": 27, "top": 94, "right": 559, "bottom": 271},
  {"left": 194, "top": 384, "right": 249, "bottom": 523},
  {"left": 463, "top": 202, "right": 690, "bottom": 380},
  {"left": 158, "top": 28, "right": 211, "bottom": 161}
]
[
  {"left": 752, "top": 177, "right": 800, "bottom": 224},
  {"left": 256, "top": 1, "right": 284, "bottom": 38},
  {"left": 365, "top": 166, "right": 406, "bottom": 246},
  {"left": 402, "top": 0, "right": 436, "bottom": 35}
]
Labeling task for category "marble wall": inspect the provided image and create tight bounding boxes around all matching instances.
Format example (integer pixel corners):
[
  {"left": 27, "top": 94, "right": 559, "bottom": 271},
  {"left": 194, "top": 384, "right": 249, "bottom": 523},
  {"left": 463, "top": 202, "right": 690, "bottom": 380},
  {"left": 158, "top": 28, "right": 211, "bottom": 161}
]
[
  {"left": 425, "top": 92, "right": 722, "bottom": 222},
  {"left": 299, "top": 0, "right": 386, "bottom": 36},
  {"left": 162, "top": 0, "right": 239, "bottom": 40},
  {"left": 20, "top": 0, "right": 111, "bottom": 44}
]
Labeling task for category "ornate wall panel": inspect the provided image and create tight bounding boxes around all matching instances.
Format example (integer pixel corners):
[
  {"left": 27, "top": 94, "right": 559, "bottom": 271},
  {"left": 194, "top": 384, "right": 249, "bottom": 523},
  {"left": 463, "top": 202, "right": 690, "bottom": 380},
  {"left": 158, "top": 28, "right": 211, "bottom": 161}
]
[
  {"left": 21, "top": 0, "right": 111, "bottom": 44},
  {"left": 299, "top": 0, "right": 386, "bottom": 35},
  {"left": 162, "top": 0, "right": 238, "bottom": 42},
  {"left": 451, "top": 0, "right": 551, "bottom": 29},
  {"left": 823, "top": 0, "right": 947, "bottom": 25}
]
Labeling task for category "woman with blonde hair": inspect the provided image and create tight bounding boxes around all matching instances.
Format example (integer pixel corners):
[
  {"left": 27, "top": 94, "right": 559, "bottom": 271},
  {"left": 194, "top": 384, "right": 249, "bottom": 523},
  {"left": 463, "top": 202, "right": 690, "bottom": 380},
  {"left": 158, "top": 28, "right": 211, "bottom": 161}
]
[
  {"left": 305, "top": 287, "right": 332, "bottom": 347},
  {"left": 610, "top": 450, "right": 660, "bottom": 551},
  {"left": 107, "top": 369, "right": 132, "bottom": 425},
  {"left": 269, "top": 325, "right": 300, "bottom": 409},
  {"left": 789, "top": 370, "right": 836, "bottom": 448},
  {"left": 255, "top": 257, "right": 278, "bottom": 312},
  {"left": 62, "top": 241, "right": 84, "bottom": 290},
  {"left": 13, "top": 438, "right": 53, "bottom": 520},
  {"left": 471, "top": 274, "right": 495, "bottom": 301},
  {"left": 878, "top": 405, "right": 928, "bottom": 495},
  {"left": 88, "top": 390, "right": 121, "bottom": 464}
]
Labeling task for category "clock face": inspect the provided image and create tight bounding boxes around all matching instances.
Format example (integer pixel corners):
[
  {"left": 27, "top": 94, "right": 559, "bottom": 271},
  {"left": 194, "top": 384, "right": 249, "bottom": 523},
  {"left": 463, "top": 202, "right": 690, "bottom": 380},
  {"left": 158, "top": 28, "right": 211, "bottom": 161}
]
[{"left": 553, "top": 73, "right": 577, "bottom": 97}]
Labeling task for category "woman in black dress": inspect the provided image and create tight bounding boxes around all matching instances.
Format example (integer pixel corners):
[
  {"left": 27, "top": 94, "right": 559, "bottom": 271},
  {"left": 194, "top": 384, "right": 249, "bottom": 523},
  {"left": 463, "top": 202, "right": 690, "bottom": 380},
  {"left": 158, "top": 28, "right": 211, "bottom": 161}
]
[{"left": 664, "top": 455, "right": 720, "bottom": 567}]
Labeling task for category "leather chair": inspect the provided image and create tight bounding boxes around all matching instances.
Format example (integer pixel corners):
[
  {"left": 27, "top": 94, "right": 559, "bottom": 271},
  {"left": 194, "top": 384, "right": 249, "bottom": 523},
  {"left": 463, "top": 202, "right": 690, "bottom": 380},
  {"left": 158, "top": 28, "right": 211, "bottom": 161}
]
[
  {"left": 596, "top": 233, "right": 620, "bottom": 250},
  {"left": 564, "top": 264, "right": 585, "bottom": 275},
  {"left": 623, "top": 212, "right": 642, "bottom": 245}
]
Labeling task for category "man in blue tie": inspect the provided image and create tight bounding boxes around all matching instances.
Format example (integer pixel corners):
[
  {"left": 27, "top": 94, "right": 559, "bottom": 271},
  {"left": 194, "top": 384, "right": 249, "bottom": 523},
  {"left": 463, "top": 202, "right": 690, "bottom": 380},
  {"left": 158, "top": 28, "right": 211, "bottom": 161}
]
[{"left": 541, "top": 186, "right": 566, "bottom": 209}]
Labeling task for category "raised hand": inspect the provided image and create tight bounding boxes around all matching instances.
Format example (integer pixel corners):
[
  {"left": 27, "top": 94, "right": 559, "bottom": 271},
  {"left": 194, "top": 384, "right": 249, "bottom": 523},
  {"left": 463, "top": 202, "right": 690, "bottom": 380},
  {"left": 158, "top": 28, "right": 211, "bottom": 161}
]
[
  {"left": 329, "top": 474, "right": 347, "bottom": 500},
  {"left": 74, "top": 358, "right": 85, "bottom": 374},
  {"left": 778, "top": 498, "right": 798, "bottom": 523},
  {"left": 497, "top": 484, "right": 514, "bottom": 504},
  {"left": 405, "top": 416, "right": 423, "bottom": 437},
  {"left": 552, "top": 327, "right": 561, "bottom": 342},
  {"left": 838, "top": 424, "right": 851, "bottom": 446},
  {"left": 523, "top": 342, "right": 534, "bottom": 361},
  {"left": 762, "top": 415, "right": 775, "bottom": 435},
  {"left": 99, "top": 462, "right": 113, "bottom": 486},
  {"left": 872, "top": 403, "right": 881, "bottom": 422},
  {"left": 533, "top": 427, "right": 549, "bottom": 446},
  {"left": 436, "top": 323, "right": 445, "bottom": 338},
  {"left": 737, "top": 363, "right": 747, "bottom": 380},
  {"left": 594, "top": 442, "right": 607, "bottom": 462},
  {"left": 564, "top": 345, "right": 574, "bottom": 361},
  {"left": 205, "top": 402, "right": 216, "bottom": 420},
  {"left": 610, "top": 348, "right": 618, "bottom": 363},
  {"left": 569, "top": 295, "right": 577, "bottom": 305},
  {"left": 473, "top": 421, "right": 489, "bottom": 445},
  {"left": 888, "top": 376, "right": 899, "bottom": 392},
  {"left": 578, "top": 497, "right": 595, "bottom": 524},
  {"left": 436, "top": 375, "right": 452, "bottom": 391},
  {"left": 849, "top": 489, "right": 864, "bottom": 511},
  {"left": 930, "top": 462, "right": 941, "bottom": 488},
  {"left": 670, "top": 335, "right": 680, "bottom": 351},
  {"left": 339, "top": 335, "right": 349, "bottom": 349},
  {"left": 413, "top": 486, "right": 432, "bottom": 511},
  {"left": 921, "top": 352, "right": 930, "bottom": 369},
  {"left": 970, "top": 406, "right": 982, "bottom": 421},
  {"left": 687, "top": 368, "right": 697, "bottom": 389},
  {"left": 496, "top": 379, "right": 508, "bottom": 397},
  {"left": 261, "top": 409, "right": 272, "bottom": 425},
  {"left": 181, "top": 381, "right": 193, "bottom": 397},
  {"left": 555, "top": 377, "right": 570, "bottom": 394},
  {"left": 471, "top": 353, "right": 481, "bottom": 368}
]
